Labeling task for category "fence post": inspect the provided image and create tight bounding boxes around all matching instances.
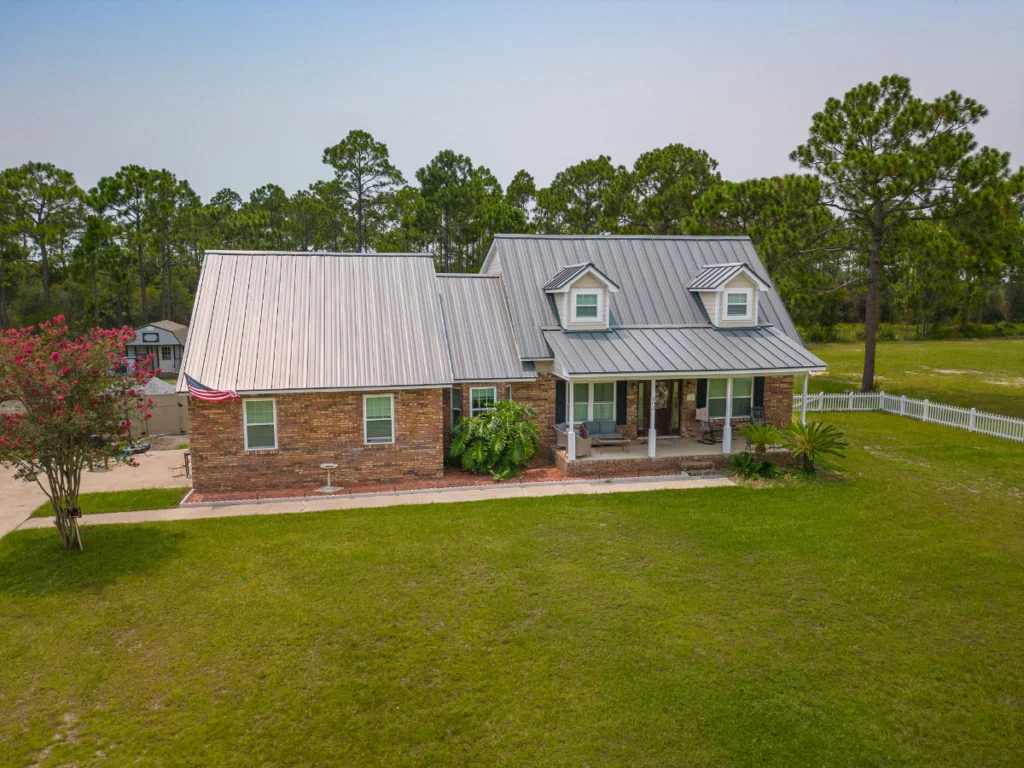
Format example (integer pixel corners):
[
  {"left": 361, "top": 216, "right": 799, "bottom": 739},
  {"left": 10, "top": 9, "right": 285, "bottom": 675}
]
[
  {"left": 847, "top": 392, "right": 854, "bottom": 411},
  {"left": 923, "top": 399, "right": 930, "bottom": 422},
  {"left": 968, "top": 407, "right": 976, "bottom": 432},
  {"left": 900, "top": 395, "right": 906, "bottom": 416},
  {"left": 879, "top": 390, "right": 884, "bottom": 411}
]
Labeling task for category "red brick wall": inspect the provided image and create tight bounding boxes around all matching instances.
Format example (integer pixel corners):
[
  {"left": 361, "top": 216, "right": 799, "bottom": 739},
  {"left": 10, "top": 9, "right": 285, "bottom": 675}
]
[
  {"left": 450, "top": 375, "right": 558, "bottom": 459},
  {"left": 764, "top": 375, "right": 795, "bottom": 428},
  {"left": 189, "top": 389, "right": 444, "bottom": 493}
]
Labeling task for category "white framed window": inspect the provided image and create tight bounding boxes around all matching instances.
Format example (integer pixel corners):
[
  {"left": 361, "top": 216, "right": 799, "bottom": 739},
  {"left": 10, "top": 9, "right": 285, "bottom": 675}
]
[
  {"left": 572, "top": 382, "right": 617, "bottom": 422},
  {"left": 470, "top": 387, "right": 496, "bottom": 417},
  {"left": 160, "top": 346, "right": 172, "bottom": 361},
  {"left": 364, "top": 394, "right": 394, "bottom": 444},
  {"left": 724, "top": 288, "right": 753, "bottom": 320},
  {"left": 571, "top": 289, "right": 602, "bottom": 322},
  {"left": 451, "top": 386, "right": 462, "bottom": 427},
  {"left": 708, "top": 378, "right": 753, "bottom": 419},
  {"left": 243, "top": 398, "right": 277, "bottom": 451}
]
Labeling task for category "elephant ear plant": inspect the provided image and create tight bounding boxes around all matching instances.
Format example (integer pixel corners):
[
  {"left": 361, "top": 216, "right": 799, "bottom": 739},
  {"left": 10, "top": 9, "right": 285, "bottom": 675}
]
[
  {"left": 449, "top": 400, "right": 541, "bottom": 481},
  {"left": 783, "top": 420, "right": 848, "bottom": 473}
]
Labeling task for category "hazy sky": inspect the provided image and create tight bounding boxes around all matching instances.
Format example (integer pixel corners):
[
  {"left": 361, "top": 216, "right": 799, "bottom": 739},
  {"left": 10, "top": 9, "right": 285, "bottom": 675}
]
[{"left": 2, "top": 0, "right": 1022, "bottom": 200}]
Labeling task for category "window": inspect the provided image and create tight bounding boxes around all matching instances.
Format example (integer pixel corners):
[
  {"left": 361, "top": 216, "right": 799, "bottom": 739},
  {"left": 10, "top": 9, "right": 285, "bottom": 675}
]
[
  {"left": 364, "top": 394, "right": 394, "bottom": 444},
  {"left": 572, "top": 382, "right": 616, "bottom": 422},
  {"left": 244, "top": 399, "right": 277, "bottom": 451},
  {"left": 571, "top": 290, "right": 601, "bottom": 321},
  {"left": 725, "top": 289, "right": 752, "bottom": 320},
  {"left": 470, "top": 387, "right": 496, "bottom": 417},
  {"left": 142, "top": 332, "right": 159, "bottom": 343},
  {"left": 707, "top": 378, "right": 753, "bottom": 419},
  {"left": 160, "top": 346, "right": 172, "bottom": 361},
  {"left": 451, "top": 387, "right": 462, "bottom": 427}
]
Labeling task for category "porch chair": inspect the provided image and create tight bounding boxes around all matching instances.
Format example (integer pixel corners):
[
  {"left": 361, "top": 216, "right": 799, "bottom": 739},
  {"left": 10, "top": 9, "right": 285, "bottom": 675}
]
[
  {"left": 697, "top": 421, "right": 719, "bottom": 445},
  {"left": 751, "top": 406, "right": 766, "bottom": 426}
]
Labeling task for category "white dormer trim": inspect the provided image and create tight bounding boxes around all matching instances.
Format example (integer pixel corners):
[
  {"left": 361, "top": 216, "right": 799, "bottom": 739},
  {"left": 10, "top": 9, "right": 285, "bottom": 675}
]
[
  {"left": 687, "top": 263, "right": 772, "bottom": 293},
  {"left": 723, "top": 287, "right": 754, "bottom": 322},
  {"left": 544, "top": 263, "right": 620, "bottom": 294}
]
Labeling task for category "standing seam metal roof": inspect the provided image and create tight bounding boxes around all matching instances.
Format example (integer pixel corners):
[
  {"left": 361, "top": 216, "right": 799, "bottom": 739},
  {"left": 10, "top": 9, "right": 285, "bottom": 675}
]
[
  {"left": 687, "top": 263, "right": 769, "bottom": 291},
  {"left": 542, "top": 326, "right": 826, "bottom": 377},
  {"left": 437, "top": 275, "right": 534, "bottom": 382},
  {"left": 483, "top": 235, "right": 801, "bottom": 360},
  {"left": 177, "top": 251, "right": 453, "bottom": 392}
]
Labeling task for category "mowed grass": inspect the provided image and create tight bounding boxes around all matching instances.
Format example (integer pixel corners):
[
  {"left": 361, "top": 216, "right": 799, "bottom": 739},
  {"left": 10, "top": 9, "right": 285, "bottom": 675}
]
[
  {"left": 2, "top": 414, "right": 1023, "bottom": 766},
  {"left": 806, "top": 337, "right": 1024, "bottom": 417},
  {"left": 30, "top": 488, "right": 189, "bottom": 517}
]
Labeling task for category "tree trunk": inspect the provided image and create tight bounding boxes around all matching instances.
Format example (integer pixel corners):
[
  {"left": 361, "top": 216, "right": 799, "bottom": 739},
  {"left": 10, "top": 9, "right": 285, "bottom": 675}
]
[
  {"left": 137, "top": 237, "right": 147, "bottom": 324},
  {"left": 861, "top": 225, "right": 883, "bottom": 392},
  {"left": 0, "top": 257, "right": 7, "bottom": 330},
  {"left": 39, "top": 242, "right": 50, "bottom": 307}
]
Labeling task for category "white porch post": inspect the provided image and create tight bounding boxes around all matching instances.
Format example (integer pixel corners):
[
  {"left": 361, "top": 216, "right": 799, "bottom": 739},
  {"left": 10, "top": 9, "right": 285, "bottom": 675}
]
[
  {"left": 567, "top": 377, "right": 576, "bottom": 461},
  {"left": 801, "top": 373, "right": 809, "bottom": 425},
  {"left": 647, "top": 378, "right": 657, "bottom": 458},
  {"left": 722, "top": 376, "right": 734, "bottom": 454}
]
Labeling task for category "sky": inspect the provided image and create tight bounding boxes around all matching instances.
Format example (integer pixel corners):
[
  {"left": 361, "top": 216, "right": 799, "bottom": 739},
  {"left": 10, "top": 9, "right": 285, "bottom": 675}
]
[{"left": 2, "top": 0, "right": 1022, "bottom": 200}]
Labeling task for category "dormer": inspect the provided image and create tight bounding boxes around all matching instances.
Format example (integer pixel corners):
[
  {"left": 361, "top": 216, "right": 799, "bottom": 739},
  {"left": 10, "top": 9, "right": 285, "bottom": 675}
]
[
  {"left": 543, "top": 262, "right": 620, "bottom": 331},
  {"left": 687, "top": 263, "right": 771, "bottom": 328}
]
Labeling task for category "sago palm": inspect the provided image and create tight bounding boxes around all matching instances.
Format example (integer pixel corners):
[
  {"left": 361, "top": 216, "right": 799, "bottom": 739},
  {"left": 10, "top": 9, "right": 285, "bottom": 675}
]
[{"left": 783, "top": 421, "right": 848, "bottom": 473}]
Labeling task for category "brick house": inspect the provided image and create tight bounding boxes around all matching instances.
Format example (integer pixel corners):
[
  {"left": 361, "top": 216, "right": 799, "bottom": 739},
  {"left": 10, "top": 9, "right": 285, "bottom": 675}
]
[{"left": 179, "top": 236, "right": 824, "bottom": 493}]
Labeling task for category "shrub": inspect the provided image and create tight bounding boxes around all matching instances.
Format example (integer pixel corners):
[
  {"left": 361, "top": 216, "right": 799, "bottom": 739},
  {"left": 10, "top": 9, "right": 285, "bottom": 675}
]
[
  {"left": 783, "top": 420, "right": 848, "bottom": 473},
  {"left": 731, "top": 452, "right": 778, "bottom": 479},
  {"left": 449, "top": 400, "right": 541, "bottom": 480},
  {"left": 738, "top": 423, "right": 782, "bottom": 460}
]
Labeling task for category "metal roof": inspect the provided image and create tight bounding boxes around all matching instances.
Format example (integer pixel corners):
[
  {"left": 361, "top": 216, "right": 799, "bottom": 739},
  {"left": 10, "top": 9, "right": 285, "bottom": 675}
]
[
  {"left": 178, "top": 251, "right": 454, "bottom": 393},
  {"left": 542, "top": 326, "right": 826, "bottom": 377},
  {"left": 687, "top": 263, "right": 770, "bottom": 291},
  {"left": 483, "top": 235, "right": 802, "bottom": 359},
  {"left": 542, "top": 262, "right": 620, "bottom": 292},
  {"left": 437, "top": 275, "right": 535, "bottom": 382}
]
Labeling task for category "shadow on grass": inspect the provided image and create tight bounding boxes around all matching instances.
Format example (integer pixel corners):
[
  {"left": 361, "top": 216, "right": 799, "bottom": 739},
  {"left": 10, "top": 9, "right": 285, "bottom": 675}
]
[{"left": 0, "top": 524, "right": 187, "bottom": 597}]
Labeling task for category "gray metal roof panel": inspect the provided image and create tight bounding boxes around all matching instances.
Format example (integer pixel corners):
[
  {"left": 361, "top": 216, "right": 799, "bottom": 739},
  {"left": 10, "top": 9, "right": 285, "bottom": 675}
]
[
  {"left": 178, "top": 251, "right": 454, "bottom": 392},
  {"left": 542, "top": 263, "right": 590, "bottom": 291},
  {"left": 485, "top": 235, "right": 802, "bottom": 359},
  {"left": 542, "top": 326, "right": 826, "bottom": 377},
  {"left": 437, "top": 275, "right": 535, "bottom": 382}
]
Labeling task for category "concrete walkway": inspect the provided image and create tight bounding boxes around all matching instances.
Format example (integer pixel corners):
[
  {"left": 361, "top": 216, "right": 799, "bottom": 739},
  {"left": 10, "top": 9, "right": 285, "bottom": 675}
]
[{"left": 13, "top": 474, "right": 733, "bottom": 533}]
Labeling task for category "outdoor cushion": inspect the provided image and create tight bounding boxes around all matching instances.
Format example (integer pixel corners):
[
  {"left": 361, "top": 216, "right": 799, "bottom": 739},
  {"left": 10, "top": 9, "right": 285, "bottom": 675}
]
[{"left": 597, "top": 420, "right": 616, "bottom": 435}]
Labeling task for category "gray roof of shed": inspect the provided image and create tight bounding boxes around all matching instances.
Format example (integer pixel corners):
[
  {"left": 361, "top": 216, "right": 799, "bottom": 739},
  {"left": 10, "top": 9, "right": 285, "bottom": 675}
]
[
  {"left": 543, "top": 326, "right": 826, "bottom": 377},
  {"left": 437, "top": 275, "right": 534, "bottom": 382},
  {"left": 178, "top": 251, "right": 453, "bottom": 393},
  {"left": 483, "top": 235, "right": 801, "bottom": 360}
]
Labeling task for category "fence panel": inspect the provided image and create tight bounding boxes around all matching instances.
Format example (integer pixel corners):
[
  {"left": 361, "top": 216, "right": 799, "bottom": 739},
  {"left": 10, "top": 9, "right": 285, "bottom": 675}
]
[{"left": 793, "top": 392, "right": 1024, "bottom": 443}]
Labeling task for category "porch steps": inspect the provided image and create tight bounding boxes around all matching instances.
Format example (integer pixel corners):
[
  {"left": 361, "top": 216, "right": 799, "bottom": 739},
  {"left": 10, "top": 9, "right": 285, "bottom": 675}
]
[{"left": 677, "top": 460, "right": 719, "bottom": 477}]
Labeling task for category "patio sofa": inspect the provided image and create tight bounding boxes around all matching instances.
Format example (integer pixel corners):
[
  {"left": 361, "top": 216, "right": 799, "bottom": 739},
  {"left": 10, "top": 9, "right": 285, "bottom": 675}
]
[
  {"left": 555, "top": 423, "right": 592, "bottom": 457},
  {"left": 582, "top": 420, "right": 629, "bottom": 449}
]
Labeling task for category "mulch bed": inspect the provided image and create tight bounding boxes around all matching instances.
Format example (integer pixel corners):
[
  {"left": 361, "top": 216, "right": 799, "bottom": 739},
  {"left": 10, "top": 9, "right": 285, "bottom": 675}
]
[{"left": 184, "top": 463, "right": 688, "bottom": 505}]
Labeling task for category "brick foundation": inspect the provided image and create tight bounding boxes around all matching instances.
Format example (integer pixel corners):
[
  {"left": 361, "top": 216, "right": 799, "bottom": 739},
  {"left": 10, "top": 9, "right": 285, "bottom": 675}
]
[{"left": 189, "top": 389, "right": 445, "bottom": 494}]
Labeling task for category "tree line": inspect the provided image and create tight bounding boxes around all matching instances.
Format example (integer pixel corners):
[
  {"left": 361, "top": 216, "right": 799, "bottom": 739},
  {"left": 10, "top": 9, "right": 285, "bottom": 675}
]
[{"left": 1, "top": 74, "right": 1022, "bottom": 388}]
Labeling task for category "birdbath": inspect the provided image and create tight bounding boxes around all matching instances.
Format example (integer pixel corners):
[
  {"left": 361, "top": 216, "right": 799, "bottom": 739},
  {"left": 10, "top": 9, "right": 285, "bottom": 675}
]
[{"left": 316, "top": 462, "right": 339, "bottom": 493}]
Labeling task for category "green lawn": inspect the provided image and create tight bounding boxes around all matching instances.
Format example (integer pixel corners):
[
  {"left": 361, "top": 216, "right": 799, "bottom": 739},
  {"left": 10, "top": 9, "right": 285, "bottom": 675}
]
[
  {"left": 806, "top": 338, "right": 1024, "bottom": 418},
  {"left": 30, "top": 488, "right": 189, "bottom": 517},
  {"left": 2, "top": 413, "right": 1023, "bottom": 766}
]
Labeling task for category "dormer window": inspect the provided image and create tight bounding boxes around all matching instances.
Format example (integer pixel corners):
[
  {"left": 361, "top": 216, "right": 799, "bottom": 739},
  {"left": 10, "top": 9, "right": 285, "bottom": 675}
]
[
  {"left": 725, "top": 289, "right": 752, "bottom": 320},
  {"left": 572, "top": 290, "right": 601, "bottom": 321}
]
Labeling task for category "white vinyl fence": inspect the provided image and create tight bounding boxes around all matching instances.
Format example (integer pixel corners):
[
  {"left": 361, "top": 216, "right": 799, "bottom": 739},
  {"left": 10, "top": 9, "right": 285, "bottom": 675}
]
[{"left": 794, "top": 391, "right": 1024, "bottom": 443}]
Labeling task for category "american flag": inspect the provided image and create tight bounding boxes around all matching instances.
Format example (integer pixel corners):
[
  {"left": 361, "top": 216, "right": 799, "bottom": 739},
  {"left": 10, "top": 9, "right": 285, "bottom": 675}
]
[{"left": 185, "top": 374, "right": 240, "bottom": 403}]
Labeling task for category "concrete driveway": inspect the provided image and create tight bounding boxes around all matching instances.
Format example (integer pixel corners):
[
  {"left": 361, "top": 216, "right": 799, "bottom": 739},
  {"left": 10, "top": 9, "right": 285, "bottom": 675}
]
[{"left": 0, "top": 449, "right": 192, "bottom": 538}]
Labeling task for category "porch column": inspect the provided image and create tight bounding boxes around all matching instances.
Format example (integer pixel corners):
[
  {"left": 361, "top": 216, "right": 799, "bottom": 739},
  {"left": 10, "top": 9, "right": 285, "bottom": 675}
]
[
  {"left": 801, "top": 373, "right": 809, "bottom": 425},
  {"left": 648, "top": 378, "right": 657, "bottom": 458},
  {"left": 567, "top": 377, "right": 576, "bottom": 461},
  {"left": 722, "top": 376, "right": 734, "bottom": 454}
]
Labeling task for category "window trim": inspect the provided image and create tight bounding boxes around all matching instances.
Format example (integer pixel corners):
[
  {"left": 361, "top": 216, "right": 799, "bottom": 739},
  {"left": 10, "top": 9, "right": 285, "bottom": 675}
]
[
  {"left": 243, "top": 398, "right": 278, "bottom": 451},
  {"left": 363, "top": 393, "right": 395, "bottom": 445},
  {"left": 451, "top": 386, "right": 462, "bottom": 428},
  {"left": 570, "top": 289, "right": 603, "bottom": 323},
  {"left": 723, "top": 288, "right": 753, "bottom": 321},
  {"left": 141, "top": 331, "right": 159, "bottom": 343},
  {"left": 572, "top": 381, "right": 617, "bottom": 423},
  {"left": 707, "top": 378, "right": 753, "bottom": 420},
  {"left": 470, "top": 386, "right": 497, "bottom": 417}
]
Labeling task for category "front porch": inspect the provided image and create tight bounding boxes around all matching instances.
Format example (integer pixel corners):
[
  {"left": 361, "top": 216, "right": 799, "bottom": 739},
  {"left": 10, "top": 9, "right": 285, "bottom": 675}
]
[{"left": 554, "top": 435, "right": 750, "bottom": 478}]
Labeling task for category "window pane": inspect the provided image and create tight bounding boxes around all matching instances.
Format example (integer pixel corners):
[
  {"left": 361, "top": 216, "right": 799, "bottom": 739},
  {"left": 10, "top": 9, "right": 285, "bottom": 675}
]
[
  {"left": 366, "top": 419, "right": 392, "bottom": 441},
  {"left": 593, "top": 402, "right": 613, "bottom": 420},
  {"left": 573, "top": 403, "right": 589, "bottom": 422},
  {"left": 576, "top": 305, "right": 598, "bottom": 318},
  {"left": 573, "top": 382, "right": 589, "bottom": 403},
  {"left": 708, "top": 379, "right": 727, "bottom": 397},
  {"left": 245, "top": 400, "right": 273, "bottom": 424},
  {"left": 726, "top": 293, "right": 747, "bottom": 316},
  {"left": 727, "top": 292, "right": 746, "bottom": 305},
  {"left": 577, "top": 293, "right": 597, "bottom": 305},
  {"left": 365, "top": 396, "right": 391, "bottom": 419},
  {"left": 593, "top": 382, "right": 613, "bottom": 402},
  {"left": 708, "top": 398, "right": 726, "bottom": 419},
  {"left": 247, "top": 424, "right": 275, "bottom": 449},
  {"left": 471, "top": 388, "right": 495, "bottom": 411},
  {"left": 732, "top": 378, "right": 752, "bottom": 397},
  {"left": 732, "top": 397, "right": 752, "bottom": 418}
]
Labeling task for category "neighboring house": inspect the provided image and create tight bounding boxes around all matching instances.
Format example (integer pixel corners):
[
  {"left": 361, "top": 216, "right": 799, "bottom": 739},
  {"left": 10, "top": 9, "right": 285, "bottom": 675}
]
[
  {"left": 127, "top": 320, "right": 188, "bottom": 374},
  {"left": 179, "top": 237, "right": 825, "bottom": 494}
]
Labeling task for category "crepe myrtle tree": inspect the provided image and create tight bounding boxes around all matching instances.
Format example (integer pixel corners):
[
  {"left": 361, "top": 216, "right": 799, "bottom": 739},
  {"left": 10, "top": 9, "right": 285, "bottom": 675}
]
[{"left": 0, "top": 316, "right": 152, "bottom": 550}]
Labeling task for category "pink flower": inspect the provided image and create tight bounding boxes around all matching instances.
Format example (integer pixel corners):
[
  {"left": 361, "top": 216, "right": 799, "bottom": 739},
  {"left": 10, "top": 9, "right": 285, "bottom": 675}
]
[
  {"left": 50, "top": 352, "right": 59, "bottom": 361},
  {"left": 56, "top": 395, "right": 64, "bottom": 403}
]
